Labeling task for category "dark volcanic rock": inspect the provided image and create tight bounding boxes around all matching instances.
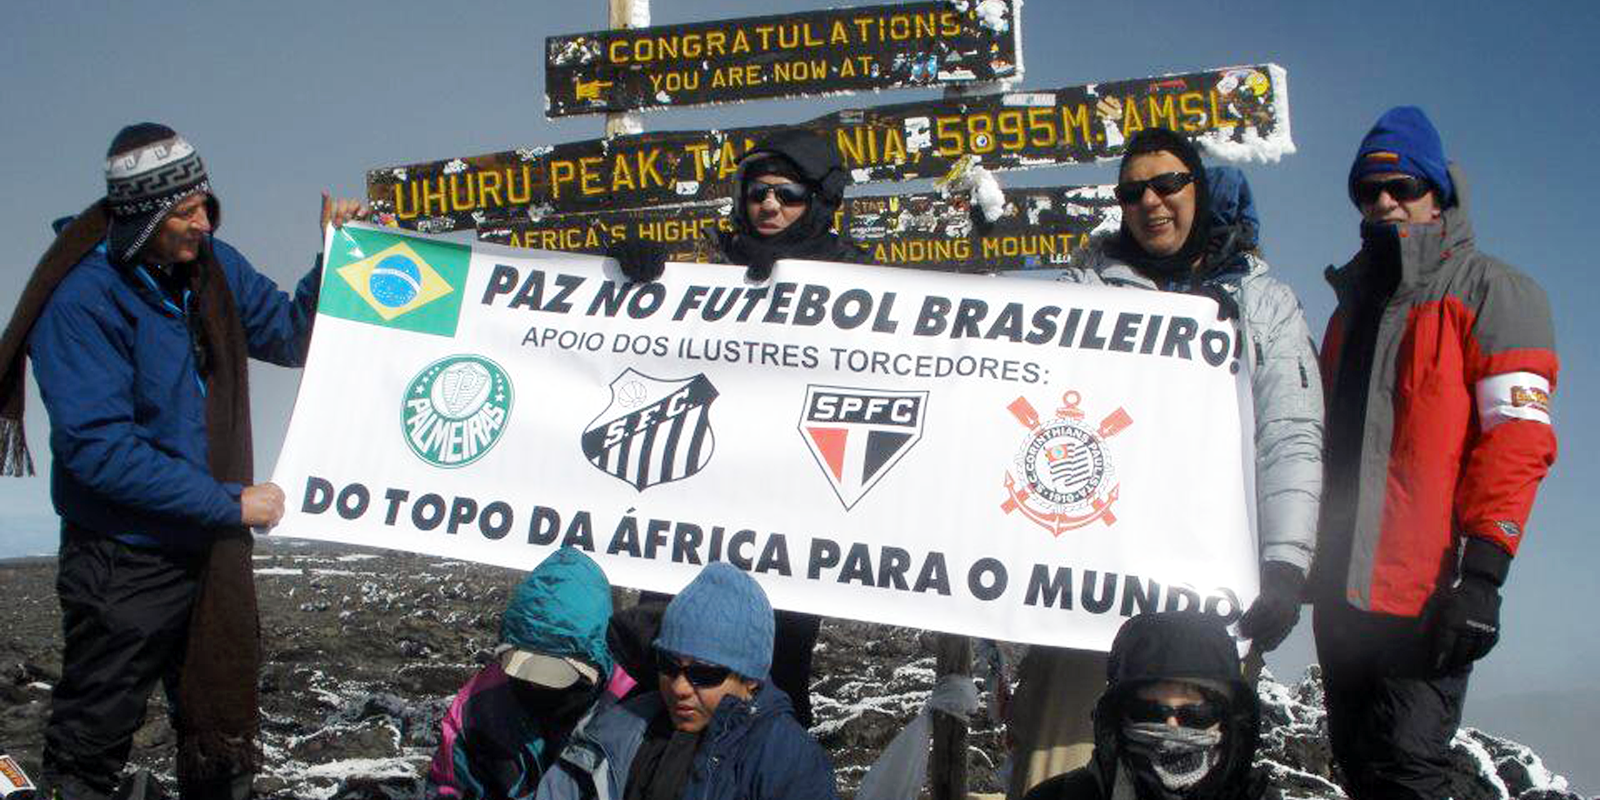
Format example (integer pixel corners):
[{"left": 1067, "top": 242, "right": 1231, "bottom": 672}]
[{"left": 0, "top": 543, "right": 1588, "bottom": 799}]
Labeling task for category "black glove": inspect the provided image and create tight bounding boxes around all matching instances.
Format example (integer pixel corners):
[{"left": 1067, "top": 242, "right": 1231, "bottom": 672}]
[
  {"left": 1191, "top": 282, "right": 1240, "bottom": 322},
  {"left": 744, "top": 250, "right": 778, "bottom": 283},
  {"left": 1238, "top": 561, "right": 1305, "bottom": 652},
  {"left": 1430, "top": 538, "right": 1511, "bottom": 672},
  {"left": 605, "top": 238, "right": 666, "bottom": 284}
]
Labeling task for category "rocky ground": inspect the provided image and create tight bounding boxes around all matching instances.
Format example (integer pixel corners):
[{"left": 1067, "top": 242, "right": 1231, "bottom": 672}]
[{"left": 0, "top": 540, "right": 1588, "bottom": 799}]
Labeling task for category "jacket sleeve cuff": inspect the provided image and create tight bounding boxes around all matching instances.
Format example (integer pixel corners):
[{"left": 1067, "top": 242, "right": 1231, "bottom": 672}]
[
  {"left": 1460, "top": 535, "right": 1513, "bottom": 587},
  {"left": 1259, "top": 542, "right": 1313, "bottom": 574}
]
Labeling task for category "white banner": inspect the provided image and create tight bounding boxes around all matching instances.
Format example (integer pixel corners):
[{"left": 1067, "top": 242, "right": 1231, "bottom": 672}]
[{"left": 270, "top": 223, "right": 1259, "bottom": 650}]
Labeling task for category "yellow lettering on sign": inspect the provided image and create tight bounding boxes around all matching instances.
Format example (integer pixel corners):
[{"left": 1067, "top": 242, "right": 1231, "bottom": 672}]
[
  {"left": 755, "top": 24, "right": 775, "bottom": 50},
  {"left": 636, "top": 149, "right": 665, "bottom": 189},
  {"left": 508, "top": 164, "right": 533, "bottom": 204},
  {"left": 477, "top": 171, "right": 504, "bottom": 208},
  {"left": 1060, "top": 103, "right": 1091, "bottom": 147},
  {"left": 706, "top": 30, "right": 726, "bottom": 57},
  {"left": 939, "top": 11, "right": 961, "bottom": 37},
  {"left": 830, "top": 20, "right": 849, "bottom": 44},
  {"left": 609, "top": 40, "right": 629, "bottom": 64},
  {"left": 889, "top": 15, "right": 911, "bottom": 40},
  {"left": 550, "top": 160, "right": 577, "bottom": 199},
  {"left": 838, "top": 58, "right": 856, "bottom": 78},
  {"left": 1179, "top": 91, "right": 1207, "bottom": 132},
  {"left": 882, "top": 126, "right": 907, "bottom": 163},
  {"left": 579, "top": 157, "right": 604, "bottom": 196},
  {"left": 852, "top": 17, "right": 873, "bottom": 41},
  {"left": 612, "top": 153, "right": 636, "bottom": 191},
  {"left": 731, "top": 29, "right": 750, "bottom": 54},
  {"left": 1122, "top": 96, "right": 1146, "bottom": 134},
  {"left": 1146, "top": 94, "right": 1178, "bottom": 131},
  {"left": 804, "top": 22, "right": 824, "bottom": 46},
  {"left": 684, "top": 142, "right": 711, "bottom": 182}
]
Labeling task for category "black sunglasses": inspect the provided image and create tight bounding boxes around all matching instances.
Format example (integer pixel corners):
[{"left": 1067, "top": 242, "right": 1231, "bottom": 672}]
[
  {"left": 1114, "top": 171, "right": 1197, "bottom": 204},
  {"left": 656, "top": 652, "right": 733, "bottom": 688},
  {"left": 1123, "top": 697, "right": 1223, "bottom": 728},
  {"left": 1353, "top": 175, "right": 1432, "bottom": 205},
  {"left": 744, "top": 181, "right": 811, "bottom": 207}
]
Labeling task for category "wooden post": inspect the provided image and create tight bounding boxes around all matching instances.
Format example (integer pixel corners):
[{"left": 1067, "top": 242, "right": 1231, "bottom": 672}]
[
  {"left": 605, "top": 0, "right": 644, "bottom": 138},
  {"left": 930, "top": 634, "right": 972, "bottom": 800}
]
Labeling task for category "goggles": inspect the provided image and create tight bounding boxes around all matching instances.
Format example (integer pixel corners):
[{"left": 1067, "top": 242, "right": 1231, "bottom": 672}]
[
  {"left": 744, "top": 181, "right": 812, "bottom": 207},
  {"left": 1354, "top": 175, "right": 1432, "bottom": 205},
  {"left": 1123, "top": 697, "right": 1224, "bottom": 729},
  {"left": 1114, "top": 171, "right": 1197, "bottom": 204},
  {"left": 656, "top": 652, "right": 734, "bottom": 688}
]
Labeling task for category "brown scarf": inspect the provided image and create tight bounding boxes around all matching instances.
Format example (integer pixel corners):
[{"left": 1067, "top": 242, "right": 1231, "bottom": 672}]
[{"left": 0, "top": 200, "right": 261, "bottom": 782}]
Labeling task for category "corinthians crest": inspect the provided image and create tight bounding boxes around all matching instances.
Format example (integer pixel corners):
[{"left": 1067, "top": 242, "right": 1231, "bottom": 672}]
[
  {"left": 1001, "top": 390, "right": 1132, "bottom": 536},
  {"left": 581, "top": 369, "right": 719, "bottom": 491}
]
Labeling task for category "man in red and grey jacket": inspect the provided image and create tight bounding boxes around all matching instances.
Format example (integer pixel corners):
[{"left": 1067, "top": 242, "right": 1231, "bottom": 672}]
[{"left": 1312, "top": 106, "right": 1558, "bottom": 800}]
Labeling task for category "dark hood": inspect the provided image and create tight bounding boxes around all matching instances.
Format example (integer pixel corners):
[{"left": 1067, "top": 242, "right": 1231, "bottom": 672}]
[
  {"left": 1089, "top": 612, "right": 1260, "bottom": 799},
  {"left": 1197, "top": 166, "right": 1260, "bottom": 280},
  {"left": 1108, "top": 128, "right": 1213, "bottom": 284},
  {"left": 725, "top": 128, "right": 851, "bottom": 259}
]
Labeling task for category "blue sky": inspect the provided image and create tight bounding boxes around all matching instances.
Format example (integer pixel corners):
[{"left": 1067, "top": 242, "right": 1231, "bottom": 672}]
[{"left": 3, "top": 1, "right": 1596, "bottom": 789}]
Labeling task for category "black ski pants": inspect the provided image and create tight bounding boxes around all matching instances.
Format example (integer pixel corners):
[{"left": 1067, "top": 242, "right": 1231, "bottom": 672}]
[
  {"left": 1314, "top": 602, "right": 1471, "bottom": 800},
  {"left": 43, "top": 526, "right": 203, "bottom": 800}
]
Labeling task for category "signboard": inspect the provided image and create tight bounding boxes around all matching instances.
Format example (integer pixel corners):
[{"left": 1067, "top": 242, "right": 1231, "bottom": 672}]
[
  {"left": 477, "top": 185, "right": 1121, "bottom": 273},
  {"left": 545, "top": 1, "right": 1021, "bottom": 117},
  {"left": 270, "top": 223, "right": 1260, "bottom": 651},
  {"left": 369, "top": 64, "right": 1291, "bottom": 233}
]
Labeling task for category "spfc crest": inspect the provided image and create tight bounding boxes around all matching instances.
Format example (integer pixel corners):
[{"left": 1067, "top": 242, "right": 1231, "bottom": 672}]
[
  {"left": 1001, "top": 390, "right": 1132, "bottom": 536},
  {"left": 798, "top": 386, "right": 927, "bottom": 510},
  {"left": 582, "top": 369, "right": 718, "bottom": 491}
]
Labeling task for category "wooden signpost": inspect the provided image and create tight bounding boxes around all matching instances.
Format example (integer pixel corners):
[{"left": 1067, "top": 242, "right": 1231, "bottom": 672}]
[
  {"left": 370, "top": 64, "right": 1289, "bottom": 233},
  {"left": 477, "top": 184, "right": 1119, "bottom": 273},
  {"left": 546, "top": 1, "right": 1021, "bottom": 117}
]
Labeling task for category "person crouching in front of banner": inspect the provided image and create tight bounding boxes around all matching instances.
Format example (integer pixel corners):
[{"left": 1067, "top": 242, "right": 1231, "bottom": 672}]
[
  {"left": 427, "top": 547, "right": 615, "bottom": 800},
  {"left": 604, "top": 128, "right": 871, "bottom": 731},
  {"left": 1023, "top": 612, "right": 1277, "bottom": 800},
  {"left": 534, "top": 562, "right": 839, "bottom": 800},
  {"left": 0, "top": 122, "right": 366, "bottom": 800},
  {"left": 1005, "top": 128, "right": 1323, "bottom": 799}
]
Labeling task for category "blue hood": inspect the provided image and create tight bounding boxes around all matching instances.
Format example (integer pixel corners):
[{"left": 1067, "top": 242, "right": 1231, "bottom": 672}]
[{"left": 501, "top": 547, "right": 615, "bottom": 682}]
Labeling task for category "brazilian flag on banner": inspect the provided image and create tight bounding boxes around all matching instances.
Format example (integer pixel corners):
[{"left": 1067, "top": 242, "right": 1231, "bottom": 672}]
[{"left": 319, "top": 225, "right": 470, "bottom": 338}]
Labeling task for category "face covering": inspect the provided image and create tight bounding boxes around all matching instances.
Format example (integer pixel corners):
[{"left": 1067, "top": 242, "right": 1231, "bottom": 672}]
[
  {"left": 1120, "top": 721, "right": 1223, "bottom": 792},
  {"left": 511, "top": 679, "right": 596, "bottom": 727}
]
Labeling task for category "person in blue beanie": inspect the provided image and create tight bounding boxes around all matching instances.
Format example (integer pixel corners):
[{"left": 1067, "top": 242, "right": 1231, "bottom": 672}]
[
  {"left": 535, "top": 562, "right": 838, "bottom": 800},
  {"left": 1314, "top": 106, "right": 1558, "bottom": 800},
  {"left": 427, "top": 547, "right": 616, "bottom": 800}
]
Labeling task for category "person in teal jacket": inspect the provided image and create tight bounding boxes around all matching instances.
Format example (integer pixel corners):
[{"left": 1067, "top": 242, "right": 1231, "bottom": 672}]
[{"left": 428, "top": 547, "right": 616, "bottom": 800}]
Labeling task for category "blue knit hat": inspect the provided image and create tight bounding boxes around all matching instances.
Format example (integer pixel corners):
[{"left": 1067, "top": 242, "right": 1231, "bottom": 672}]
[
  {"left": 654, "top": 562, "right": 774, "bottom": 681},
  {"left": 1348, "top": 106, "right": 1453, "bottom": 207}
]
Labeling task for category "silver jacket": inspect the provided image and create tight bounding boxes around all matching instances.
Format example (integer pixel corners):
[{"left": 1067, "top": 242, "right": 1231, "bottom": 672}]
[{"left": 1058, "top": 245, "right": 1323, "bottom": 573}]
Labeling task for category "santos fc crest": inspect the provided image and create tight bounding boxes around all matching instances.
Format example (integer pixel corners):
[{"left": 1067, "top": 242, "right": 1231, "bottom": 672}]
[
  {"left": 582, "top": 369, "right": 719, "bottom": 491},
  {"left": 1001, "top": 390, "right": 1132, "bottom": 536}
]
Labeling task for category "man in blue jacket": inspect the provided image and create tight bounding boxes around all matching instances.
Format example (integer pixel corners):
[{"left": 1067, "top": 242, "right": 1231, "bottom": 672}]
[
  {"left": 0, "top": 123, "right": 364, "bottom": 799},
  {"left": 536, "top": 562, "right": 838, "bottom": 800}
]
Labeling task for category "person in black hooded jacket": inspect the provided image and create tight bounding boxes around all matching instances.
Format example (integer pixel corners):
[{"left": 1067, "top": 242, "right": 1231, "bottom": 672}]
[
  {"left": 609, "top": 128, "right": 869, "bottom": 284},
  {"left": 1023, "top": 612, "right": 1277, "bottom": 800},
  {"left": 609, "top": 129, "right": 871, "bottom": 727}
]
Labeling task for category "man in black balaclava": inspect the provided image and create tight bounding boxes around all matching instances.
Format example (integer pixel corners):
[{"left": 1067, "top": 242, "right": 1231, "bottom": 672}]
[{"left": 1023, "top": 612, "right": 1276, "bottom": 800}]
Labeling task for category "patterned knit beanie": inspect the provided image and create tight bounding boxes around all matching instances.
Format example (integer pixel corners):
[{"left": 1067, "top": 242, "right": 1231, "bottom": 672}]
[
  {"left": 655, "top": 562, "right": 774, "bottom": 681},
  {"left": 104, "top": 123, "right": 216, "bottom": 263}
]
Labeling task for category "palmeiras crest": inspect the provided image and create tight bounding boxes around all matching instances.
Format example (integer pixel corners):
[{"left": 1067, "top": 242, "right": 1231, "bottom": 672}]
[
  {"left": 1001, "top": 390, "right": 1132, "bottom": 536},
  {"left": 798, "top": 386, "right": 928, "bottom": 510},
  {"left": 581, "top": 369, "right": 719, "bottom": 491}
]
